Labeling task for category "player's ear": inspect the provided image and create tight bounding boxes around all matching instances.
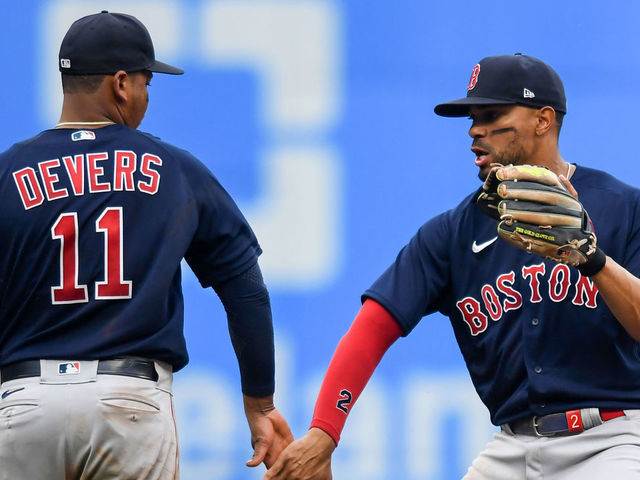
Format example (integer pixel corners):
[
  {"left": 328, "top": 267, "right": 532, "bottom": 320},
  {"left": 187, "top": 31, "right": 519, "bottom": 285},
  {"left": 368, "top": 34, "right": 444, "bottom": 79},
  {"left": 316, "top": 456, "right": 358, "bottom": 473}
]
[
  {"left": 535, "top": 106, "right": 556, "bottom": 136},
  {"left": 111, "top": 70, "right": 129, "bottom": 103}
]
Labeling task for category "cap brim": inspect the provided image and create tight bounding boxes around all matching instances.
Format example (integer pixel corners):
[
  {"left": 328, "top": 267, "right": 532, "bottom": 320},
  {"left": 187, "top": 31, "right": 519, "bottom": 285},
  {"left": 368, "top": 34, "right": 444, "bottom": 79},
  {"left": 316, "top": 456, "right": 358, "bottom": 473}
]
[
  {"left": 149, "top": 60, "right": 184, "bottom": 75},
  {"left": 434, "top": 97, "right": 516, "bottom": 117}
]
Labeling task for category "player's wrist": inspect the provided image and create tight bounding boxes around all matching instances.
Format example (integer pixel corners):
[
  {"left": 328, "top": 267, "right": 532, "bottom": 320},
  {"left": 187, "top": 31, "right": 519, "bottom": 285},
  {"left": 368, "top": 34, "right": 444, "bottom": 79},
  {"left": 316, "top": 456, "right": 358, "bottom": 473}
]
[
  {"left": 309, "top": 419, "right": 341, "bottom": 446},
  {"left": 308, "top": 426, "right": 338, "bottom": 450},
  {"left": 577, "top": 247, "right": 607, "bottom": 277},
  {"left": 243, "top": 393, "right": 276, "bottom": 416}
]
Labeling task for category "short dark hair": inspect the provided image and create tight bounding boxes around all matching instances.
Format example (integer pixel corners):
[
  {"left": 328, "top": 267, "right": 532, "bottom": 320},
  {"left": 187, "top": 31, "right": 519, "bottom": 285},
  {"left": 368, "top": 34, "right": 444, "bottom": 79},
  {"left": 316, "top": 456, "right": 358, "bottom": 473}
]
[{"left": 61, "top": 74, "right": 106, "bottom": 94}]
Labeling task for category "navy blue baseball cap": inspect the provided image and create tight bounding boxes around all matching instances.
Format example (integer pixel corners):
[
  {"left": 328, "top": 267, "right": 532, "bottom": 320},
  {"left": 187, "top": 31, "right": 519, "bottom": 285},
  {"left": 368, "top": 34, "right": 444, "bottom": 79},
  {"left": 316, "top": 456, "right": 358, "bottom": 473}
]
[
  {"left": 59, "top": 11, "right": 183, "bottom": 75},
  {"left": 434, "top": 54, "right": 566, "bottom": 117}
]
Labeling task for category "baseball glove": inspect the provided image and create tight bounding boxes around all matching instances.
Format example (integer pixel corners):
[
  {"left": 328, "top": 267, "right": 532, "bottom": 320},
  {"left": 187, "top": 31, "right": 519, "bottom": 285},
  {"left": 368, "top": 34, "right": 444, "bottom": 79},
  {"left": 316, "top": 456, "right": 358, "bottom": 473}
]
[{"left": 477, "top": 164, "right": 606, "bottom": 273}]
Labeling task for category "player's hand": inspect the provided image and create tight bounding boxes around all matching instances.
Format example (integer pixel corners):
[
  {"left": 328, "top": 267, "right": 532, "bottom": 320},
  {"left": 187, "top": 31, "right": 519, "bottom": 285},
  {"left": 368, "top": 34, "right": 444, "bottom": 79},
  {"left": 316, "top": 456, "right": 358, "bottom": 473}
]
[
  {"left": 262, "top": 427, "right": 336, "bottom": 480},
  {"left": 243, "top": 394, "right": 294, "bottom": 469}
]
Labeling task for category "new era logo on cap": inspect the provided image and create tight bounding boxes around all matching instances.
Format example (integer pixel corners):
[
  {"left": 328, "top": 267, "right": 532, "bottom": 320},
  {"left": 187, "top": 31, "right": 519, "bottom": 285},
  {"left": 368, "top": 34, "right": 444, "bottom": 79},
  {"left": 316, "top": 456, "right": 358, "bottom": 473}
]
[{"left": 523, "top": 88, "right": 535, "bottom": 98}]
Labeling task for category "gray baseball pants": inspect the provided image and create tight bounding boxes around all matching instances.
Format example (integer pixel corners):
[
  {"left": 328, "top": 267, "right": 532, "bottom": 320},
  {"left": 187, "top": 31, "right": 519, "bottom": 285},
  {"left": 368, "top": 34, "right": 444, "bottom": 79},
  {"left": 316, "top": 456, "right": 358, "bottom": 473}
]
[
  {"left": 464, "top": 409, "right": 640, "bottom": 479},
  {"left": 0, "top": 359, "right": 178, "bottom": 480}
]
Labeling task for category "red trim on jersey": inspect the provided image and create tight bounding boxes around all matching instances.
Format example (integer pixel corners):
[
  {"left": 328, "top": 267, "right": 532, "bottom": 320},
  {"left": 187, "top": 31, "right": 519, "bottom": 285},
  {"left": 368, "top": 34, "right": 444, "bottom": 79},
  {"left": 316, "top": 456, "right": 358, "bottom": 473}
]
[{"left": 309, "top": 299, "right": 403, "bottom": 445}]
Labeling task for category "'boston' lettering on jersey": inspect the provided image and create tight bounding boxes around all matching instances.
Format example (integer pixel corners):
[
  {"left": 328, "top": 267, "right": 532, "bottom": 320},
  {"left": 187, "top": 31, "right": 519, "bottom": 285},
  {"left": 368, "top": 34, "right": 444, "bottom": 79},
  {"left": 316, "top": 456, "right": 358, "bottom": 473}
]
[
  {"left": 456, "top": 262, "right": 599, "bottom": 336},
  {"left": 12, "top": 150, "right": 162, "bottom": 210}
]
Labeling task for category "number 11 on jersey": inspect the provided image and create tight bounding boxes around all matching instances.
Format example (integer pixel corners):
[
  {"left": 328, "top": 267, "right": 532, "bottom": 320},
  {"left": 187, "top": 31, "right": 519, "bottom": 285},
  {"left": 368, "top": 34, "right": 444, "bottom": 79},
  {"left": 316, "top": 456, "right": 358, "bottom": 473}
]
[{"left": 51, "top": 207, "right": 132, "bottom": 304}]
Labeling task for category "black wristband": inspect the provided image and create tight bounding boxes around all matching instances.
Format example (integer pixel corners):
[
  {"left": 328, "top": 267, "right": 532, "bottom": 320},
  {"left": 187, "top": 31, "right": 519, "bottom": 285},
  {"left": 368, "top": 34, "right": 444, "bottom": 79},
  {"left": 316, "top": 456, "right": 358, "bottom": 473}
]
[{"left": 577, "top": 247, "right": 607, "bottom": 277}]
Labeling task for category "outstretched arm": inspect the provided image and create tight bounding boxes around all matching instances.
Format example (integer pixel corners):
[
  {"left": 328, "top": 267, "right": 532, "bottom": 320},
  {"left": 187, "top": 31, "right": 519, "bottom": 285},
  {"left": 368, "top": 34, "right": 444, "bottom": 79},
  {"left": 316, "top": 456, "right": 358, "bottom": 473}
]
[
  {"left": 263, "top": 299, "right": 403, "bottom": 479},
  {"left": 213, "top": 263, "right": 293, "bottom": 468}
]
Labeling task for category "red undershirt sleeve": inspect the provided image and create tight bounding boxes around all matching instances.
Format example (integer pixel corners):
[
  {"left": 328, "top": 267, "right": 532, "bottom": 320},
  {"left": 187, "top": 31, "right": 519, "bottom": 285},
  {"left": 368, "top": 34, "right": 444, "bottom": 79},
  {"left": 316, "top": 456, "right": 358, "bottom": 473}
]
[{"left": 309, "top": 298, "right": 403, "bottom": 445}]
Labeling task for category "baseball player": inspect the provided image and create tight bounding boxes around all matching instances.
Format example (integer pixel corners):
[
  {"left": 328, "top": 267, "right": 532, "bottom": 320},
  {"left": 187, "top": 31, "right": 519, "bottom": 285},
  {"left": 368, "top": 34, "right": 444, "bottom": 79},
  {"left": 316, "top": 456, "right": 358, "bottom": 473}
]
[
  {"left": 0, "top": 11, "right": 292, "bottom": 479},
  {"left": 263, "top": 54, "right": 640, "bottom": 480}
]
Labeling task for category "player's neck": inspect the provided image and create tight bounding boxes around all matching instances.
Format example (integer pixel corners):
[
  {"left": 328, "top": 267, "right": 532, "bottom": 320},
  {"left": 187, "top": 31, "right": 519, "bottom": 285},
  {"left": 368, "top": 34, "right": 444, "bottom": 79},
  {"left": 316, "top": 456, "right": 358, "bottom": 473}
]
[
  {"left": 58, "top": 94, "right": 120, "bottom": 129},
  {"left": 55, "top": 120, "right": 116, "bottom": 129},
  {"left": 56, "top": 109, "right": 117, "bottom": 129},
  {"left": 530, "top": 142, "right": 565, "bottom": 177}
]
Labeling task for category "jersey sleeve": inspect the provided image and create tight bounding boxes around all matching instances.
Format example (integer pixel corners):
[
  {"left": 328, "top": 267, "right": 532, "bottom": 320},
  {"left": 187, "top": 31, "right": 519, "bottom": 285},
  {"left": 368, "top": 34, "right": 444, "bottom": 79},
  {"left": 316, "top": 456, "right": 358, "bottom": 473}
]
[
  {"left": 182, "top": 157, "right": 262, "bottom": 287},
  {"left": 362, "top": 210, "right": 453, "bottom": 335}
]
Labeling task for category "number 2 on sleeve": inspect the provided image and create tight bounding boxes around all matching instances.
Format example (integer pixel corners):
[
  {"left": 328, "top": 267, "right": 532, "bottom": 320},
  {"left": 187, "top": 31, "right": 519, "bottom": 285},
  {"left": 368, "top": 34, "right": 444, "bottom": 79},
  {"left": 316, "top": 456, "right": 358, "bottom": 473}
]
[{"left": 336, "top": 389, "right": 352, "bottom": 414}]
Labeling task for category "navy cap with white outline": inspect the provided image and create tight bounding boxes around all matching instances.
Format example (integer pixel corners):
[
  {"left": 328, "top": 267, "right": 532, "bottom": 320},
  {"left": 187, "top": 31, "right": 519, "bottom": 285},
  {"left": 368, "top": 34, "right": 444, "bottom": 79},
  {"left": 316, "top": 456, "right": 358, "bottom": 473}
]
[
  {"left": 434, "top": 54, "right": 566, "bottom": 117},
  {"left": 59, "top": 11, "right": 183, "bottom": 75}
]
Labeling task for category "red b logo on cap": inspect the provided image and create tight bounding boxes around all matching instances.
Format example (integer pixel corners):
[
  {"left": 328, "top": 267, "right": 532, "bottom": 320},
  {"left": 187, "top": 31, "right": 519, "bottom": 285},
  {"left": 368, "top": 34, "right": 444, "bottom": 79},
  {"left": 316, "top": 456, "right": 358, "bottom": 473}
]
[{"left": 468, "top": 64, "right": 480, "bottom": 90}]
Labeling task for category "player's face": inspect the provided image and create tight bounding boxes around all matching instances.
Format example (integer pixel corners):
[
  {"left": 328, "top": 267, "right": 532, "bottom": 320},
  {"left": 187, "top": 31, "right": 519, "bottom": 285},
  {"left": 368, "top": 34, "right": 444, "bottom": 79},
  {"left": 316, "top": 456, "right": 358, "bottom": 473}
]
[
  {"left": 124, "top": 71, "right": 151, "bottom": 128},
  {"left": 468, "top": 105, "right": 540, "bottom": 180}
]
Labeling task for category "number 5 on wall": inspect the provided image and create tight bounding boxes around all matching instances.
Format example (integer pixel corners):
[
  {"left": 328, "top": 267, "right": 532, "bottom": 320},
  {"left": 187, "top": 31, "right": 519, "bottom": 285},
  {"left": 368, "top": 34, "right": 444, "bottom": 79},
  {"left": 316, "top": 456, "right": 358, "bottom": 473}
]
[{"left": 51, "top": 207, "right": 132, "bottom": 304}]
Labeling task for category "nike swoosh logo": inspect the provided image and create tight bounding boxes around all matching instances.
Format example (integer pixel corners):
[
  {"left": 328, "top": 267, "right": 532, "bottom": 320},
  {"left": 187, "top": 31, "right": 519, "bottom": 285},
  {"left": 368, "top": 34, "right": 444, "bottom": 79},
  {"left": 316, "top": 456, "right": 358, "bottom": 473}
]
[
  {"left": 472, "top": 236, "right": 498, "bottom": 253},
  {"left": 1, "top": 387, "right": 25, "bottom": 399}
]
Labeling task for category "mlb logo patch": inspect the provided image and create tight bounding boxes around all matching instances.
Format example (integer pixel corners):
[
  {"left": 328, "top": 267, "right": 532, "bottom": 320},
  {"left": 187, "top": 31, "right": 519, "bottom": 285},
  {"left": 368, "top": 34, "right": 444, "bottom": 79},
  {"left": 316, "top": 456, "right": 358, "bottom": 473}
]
[
  {"left": 71, "top": 130, "right": 96, "bottom": 142},
  {"left": 60, "top": 58, "right": 71, "bottom": 69},
  {"left": 58, "top": 362, "right": 80, "bottom": 375}
]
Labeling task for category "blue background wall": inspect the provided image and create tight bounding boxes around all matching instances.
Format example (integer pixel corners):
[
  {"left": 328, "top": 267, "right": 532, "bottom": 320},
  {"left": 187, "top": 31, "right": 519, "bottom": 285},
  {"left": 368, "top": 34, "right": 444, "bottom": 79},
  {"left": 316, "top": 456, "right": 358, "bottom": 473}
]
[{"left": 3, "top": 1, "right": 640, "bottom": 478}]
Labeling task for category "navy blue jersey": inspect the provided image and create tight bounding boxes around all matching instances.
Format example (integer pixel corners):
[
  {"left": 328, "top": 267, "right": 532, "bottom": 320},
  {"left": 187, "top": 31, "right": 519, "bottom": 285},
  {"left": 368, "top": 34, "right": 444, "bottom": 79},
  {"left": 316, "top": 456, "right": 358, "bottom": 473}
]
[
  {"left": 0, "top": 124, "right": 261, "bottom": 371},
  {"left": 364, "top": 165, "right": 640, "bottom": 425}
]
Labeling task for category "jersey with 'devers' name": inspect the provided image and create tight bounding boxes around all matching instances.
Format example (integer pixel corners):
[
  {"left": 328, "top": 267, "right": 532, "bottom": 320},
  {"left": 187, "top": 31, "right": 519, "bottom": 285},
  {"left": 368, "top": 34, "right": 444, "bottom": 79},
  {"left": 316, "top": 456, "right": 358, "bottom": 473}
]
[
  {"left": 363, "top": 165, "right": 640, "bottom": 426},
  {"left": 0, "top": 124, "right": 261, "bottom": 371}
]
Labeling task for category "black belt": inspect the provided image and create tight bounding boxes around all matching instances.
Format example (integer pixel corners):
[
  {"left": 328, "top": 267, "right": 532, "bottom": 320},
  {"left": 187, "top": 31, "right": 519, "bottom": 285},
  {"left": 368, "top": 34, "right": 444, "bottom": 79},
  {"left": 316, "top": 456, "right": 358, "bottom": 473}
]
[
  {"left": 1, "top": 358, "right": 158, "bottom": 383},
  {"left": 508, "top": 408, "right": 625, "bottom": 437}
]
